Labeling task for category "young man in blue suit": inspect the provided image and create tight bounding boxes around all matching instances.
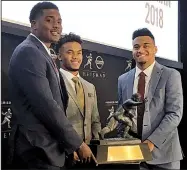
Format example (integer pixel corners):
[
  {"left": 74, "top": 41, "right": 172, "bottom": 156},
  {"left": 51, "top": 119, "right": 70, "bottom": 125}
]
[
  {"left": 8, "top": 2, "right": 96, "bottom": 169},
  {"left": 118, "top": 28, "right": 183, "bottom": 169}
]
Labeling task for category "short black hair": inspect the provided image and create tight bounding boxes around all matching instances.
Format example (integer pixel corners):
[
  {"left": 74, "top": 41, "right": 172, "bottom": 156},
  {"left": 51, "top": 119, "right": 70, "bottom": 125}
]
[
  {"left": 54, "top": 32, "right": 83, "bottom": 54},
  {"left": 58, "top": 32, "right": 83, "bottom": 48},
  {"left": 29, "top": 1, "right": 59, "bottom": 23},
  {"left": 132, "top": 28, "right": 155, "bottom": 42}
]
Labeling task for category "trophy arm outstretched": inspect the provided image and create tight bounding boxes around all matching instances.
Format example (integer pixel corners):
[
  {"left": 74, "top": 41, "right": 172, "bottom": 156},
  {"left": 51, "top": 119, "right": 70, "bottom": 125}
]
[{"left": 107, "top": 105, "right": 124, "bottom": 121}]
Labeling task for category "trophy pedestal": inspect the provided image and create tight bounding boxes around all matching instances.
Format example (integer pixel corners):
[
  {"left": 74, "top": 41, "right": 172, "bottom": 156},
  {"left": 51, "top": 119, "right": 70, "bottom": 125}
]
[
  {"left": 67, "top": 139, "right": 152, "bottom": 169},
  {"left": 89, "top": 138, "right": 152, "bottom": 168}
]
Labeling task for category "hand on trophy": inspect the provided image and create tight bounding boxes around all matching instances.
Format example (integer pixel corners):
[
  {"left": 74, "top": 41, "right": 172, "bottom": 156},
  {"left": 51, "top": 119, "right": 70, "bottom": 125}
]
[
  {"left": 73, "top": 151, "right": 80, "bottom": 162},
  {"left": 77, "top": 142, "right": 98, "bottom": 166}
]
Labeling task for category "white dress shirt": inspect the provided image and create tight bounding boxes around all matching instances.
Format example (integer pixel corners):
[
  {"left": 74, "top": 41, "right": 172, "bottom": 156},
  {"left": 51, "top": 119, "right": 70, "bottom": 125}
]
[
  {"left": 132, "top": 61, "right": 156, "bottom": 133},
  {"left": 59, "top": 68, "right": 80, "bottom": 92}
]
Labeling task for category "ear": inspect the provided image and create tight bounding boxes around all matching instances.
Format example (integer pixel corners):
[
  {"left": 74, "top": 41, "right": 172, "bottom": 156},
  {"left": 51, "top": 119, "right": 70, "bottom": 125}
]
[
  {"left": 57, "top": 54, "right": 62, "bottom": 61},
  {"left": 132, "top": 50, "right": 136, "bottom": 60},
  {"left": 31, "top": 20, "right": 37, "bottom": 30},
  {"left": 154, "top": 46, "right": 158, "bottom": 54}
]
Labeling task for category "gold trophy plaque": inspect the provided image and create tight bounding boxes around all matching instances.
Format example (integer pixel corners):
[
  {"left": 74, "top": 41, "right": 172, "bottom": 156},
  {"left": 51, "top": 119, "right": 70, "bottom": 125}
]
[{"left": 89, "top": 139, "right": 152, "bottom": 165}]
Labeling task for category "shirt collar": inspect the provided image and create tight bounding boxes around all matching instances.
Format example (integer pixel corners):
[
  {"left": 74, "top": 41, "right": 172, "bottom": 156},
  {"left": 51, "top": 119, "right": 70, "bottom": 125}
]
[
  {"left": 30, "top": 33, "right": 51, "bottom": 56},
  {"left": 135, "top": 61, "right": 155, "bottom": 79},
  {"left": 59, "top": 68, "right": 80, "bottom": 82}
]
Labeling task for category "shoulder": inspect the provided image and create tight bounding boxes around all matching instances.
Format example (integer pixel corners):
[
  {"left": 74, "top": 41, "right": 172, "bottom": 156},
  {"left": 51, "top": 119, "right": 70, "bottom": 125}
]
[
  {"left": 118, "top": 72, "right": 127, "bottom": 81},
  {"left": 12, "top": 39, "right": 38, "bottom": 57},
  {"left": 80, "top": 77, "right": 95, "bottom": 89},
  {"left": 118, "top": 68, "right": 135, "bottom": 82},
  {"left": 159, "top": 63, "right": 181, "bottom": 78},
  {"left": 10, "top": 40, "right": 45, "bottom": 69},
  {"left": 164, "top": 66, "right": 180, "bottom": 75}
]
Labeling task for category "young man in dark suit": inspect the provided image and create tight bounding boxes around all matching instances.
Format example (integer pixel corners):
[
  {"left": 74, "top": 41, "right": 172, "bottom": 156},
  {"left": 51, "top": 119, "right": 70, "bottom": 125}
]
[{"left": 8, "top": 2, "right": 96, "bottom": 169}]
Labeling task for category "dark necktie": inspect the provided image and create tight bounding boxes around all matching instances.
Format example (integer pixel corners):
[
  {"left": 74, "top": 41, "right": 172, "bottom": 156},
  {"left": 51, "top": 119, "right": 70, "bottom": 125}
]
[
  {"left": 72, "top": 77, "right": 85, "bottom": 113},
  {"left": 137, "top": 72, "right": 146, "bottom": 138}
]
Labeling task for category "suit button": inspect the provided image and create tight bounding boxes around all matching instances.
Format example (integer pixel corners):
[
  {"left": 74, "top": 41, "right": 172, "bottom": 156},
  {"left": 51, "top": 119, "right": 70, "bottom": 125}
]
[{"left": 84, "top": 123, "right": 86, "bottom": 126}]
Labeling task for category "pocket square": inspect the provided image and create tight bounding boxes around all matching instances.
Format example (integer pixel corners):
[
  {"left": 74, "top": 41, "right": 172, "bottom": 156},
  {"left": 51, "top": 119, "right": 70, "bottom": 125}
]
[{"left": 88, "top": 93, "right": 94, "bottom": 97}]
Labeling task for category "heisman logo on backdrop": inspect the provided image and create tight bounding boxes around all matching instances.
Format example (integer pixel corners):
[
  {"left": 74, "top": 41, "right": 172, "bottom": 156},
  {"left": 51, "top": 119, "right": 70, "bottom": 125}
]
[
  {"left": 82, "top": 53, "right": 105, "bottom": 78},
  {"left": 125, "top": 60, "right": 132, "bottom": 72},
  {"left": 1, "top": 106, "right": 12, "bottom": 139}
]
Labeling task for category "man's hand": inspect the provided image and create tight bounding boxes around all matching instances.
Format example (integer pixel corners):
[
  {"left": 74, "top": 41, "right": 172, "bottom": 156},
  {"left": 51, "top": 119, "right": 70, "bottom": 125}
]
[
  {"left": 73, "top": 152, "right": 80, "bottom": 162},
  {"left": 143, "top": 140, "right": 154, "bottom": 152},
  {"left": 77, "top": 142, "right": 98, "bottom": 166}
]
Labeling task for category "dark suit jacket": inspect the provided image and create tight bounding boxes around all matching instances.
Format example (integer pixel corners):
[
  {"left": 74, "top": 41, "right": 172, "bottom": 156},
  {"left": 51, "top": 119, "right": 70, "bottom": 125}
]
[{"left": 8, "top": 34, "right": 83, "bottom": 167}]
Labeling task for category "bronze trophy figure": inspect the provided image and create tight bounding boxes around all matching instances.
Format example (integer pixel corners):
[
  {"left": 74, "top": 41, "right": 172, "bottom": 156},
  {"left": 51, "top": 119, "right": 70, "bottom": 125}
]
[
  {"left": 89, "top": 93, "right": 152, "bottom": 165},
  {"left": 100, "top": 93, "right": 143, "bottom": 139}
]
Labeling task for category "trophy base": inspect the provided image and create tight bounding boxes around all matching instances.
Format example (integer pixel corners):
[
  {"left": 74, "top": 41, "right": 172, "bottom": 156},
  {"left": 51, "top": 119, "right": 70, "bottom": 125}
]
[
  {"left": 89, "top": 138, "right": 152, "bottom": 165},
  {"left": 90, "top": 138, "right": 141, "bottom": 145}
]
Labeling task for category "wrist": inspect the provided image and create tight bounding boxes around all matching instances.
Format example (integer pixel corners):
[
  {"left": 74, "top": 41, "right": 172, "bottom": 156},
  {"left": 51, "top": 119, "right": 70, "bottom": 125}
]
[{"left": 76, "top": 142, "right": 84, "bottom": 152}]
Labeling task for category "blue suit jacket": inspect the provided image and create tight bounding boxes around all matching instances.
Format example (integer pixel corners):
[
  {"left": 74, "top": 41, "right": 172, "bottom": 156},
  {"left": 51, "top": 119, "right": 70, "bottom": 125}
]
[
  {"left": 8, "top": 35, "right": 83, "bottom": 167},
  {"left": 118, "top": 61, "right": 183, "bottom": 164}
]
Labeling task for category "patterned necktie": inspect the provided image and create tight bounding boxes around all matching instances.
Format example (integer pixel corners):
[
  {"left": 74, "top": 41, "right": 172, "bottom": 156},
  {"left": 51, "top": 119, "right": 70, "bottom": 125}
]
[
  {"left": 72, "top": 77, "right": 85, "bottom": 112},
  {"left": 53, "top": 61, "right": 59, "bottom": 77},
  {"left": 137, "top": 72, "right": 146, "bottom": 138},
  {"left": 49, "top": 48, "right": 59, "bottom": 78}
]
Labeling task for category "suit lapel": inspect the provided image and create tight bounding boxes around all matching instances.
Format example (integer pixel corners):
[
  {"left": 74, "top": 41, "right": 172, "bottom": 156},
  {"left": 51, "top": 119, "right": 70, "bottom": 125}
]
[
  {"left": 27, "top": 35, "right": 64, "bottom": 102},
  {"left": 126, "top": 68, "right": 136, "bottom": 100},
  {"left": 147, "top": 62, "right": 163, "bottom": 103},
  {"left": 60, "top": 72, "right": 84, "bottom": 117},
  {"left": 59, "top": 73, "right": 69, "bottom": 110},
  {"left": 27, "top": 35, "right": 60, "bottom": 85}
]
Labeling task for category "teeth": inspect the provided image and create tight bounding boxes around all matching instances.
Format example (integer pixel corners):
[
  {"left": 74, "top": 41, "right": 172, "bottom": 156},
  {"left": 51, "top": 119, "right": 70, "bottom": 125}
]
[{"left": 51, "top": 32, "right": 58, "bottom": 36}]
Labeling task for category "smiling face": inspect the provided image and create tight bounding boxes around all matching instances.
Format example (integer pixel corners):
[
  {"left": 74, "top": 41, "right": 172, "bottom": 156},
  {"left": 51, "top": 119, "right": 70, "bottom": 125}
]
[
  {"left": 132, "top": 36, "right": 157, "bottom": 70},
  {"left": 59, "top": 41, "right": 82, "bottom": 75},
  {"left": 31, "top": 9, "right": 62, "bottom": 47}
]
